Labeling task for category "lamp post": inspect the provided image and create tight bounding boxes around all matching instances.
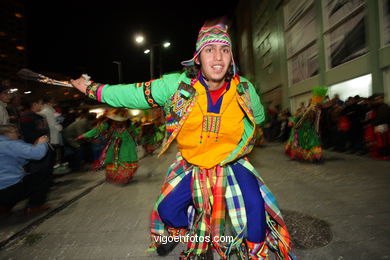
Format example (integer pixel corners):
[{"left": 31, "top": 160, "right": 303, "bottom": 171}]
[
  {"left": 112, "top": 61, "right": 122, "bottom": 83},
  {"left": 135, "top": 34, "right": 170, "bottom": 79},
  {"left": 148, "top": 46, "right": 155, "bottom": 79}
]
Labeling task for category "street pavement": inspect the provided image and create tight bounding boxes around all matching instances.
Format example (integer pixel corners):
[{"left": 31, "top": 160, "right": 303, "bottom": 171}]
[{"left": 0, "top": 143, "right": 389, "bottom": 260}]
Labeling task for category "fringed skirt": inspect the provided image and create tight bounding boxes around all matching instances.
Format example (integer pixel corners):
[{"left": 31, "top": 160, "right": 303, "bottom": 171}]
[{"left": 105, "top": 162, "right": 138, "bottom": 184}]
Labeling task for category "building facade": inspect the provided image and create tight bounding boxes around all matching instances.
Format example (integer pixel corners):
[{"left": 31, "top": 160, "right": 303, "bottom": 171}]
[{"left": 235, "top": 0, "right": 390, "bottom": 113}]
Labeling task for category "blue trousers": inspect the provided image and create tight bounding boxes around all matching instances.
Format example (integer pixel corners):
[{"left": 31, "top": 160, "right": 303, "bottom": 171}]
[{"left": 158, "top": 163, "right": 266, "bottom": 242}]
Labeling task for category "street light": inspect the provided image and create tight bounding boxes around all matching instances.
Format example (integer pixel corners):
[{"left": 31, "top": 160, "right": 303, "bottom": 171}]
[
  {"left": 135, "top": 35, "right": 144, "bottom": 44},
  {"left": 112, "top": 61, "right": 122, "bottom": 83},
  {"left": 134, "top": 34, "right": 171, "bottom": 79}
]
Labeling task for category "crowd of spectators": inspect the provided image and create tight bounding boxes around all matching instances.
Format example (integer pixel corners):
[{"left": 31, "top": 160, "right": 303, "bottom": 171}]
[
  {"left": 0, "top": 85, "right": 99, "bottom": 217},
  {"left": 320, "top": 93, "right": 390, "bottom": 160},
  {"left": 1, "top": 84, "right": 167, "bottom": 218},
  {"left": 263, "top": 93, "right": 390, "bottom": 160}
]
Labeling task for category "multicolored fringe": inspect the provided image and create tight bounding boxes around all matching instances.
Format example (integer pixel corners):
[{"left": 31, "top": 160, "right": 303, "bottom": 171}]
[
  {"left": 167, "top": 226, "right": 187, "bottom": 237},
  {"left": 284, "top": 141, "right": 322, "bottom": 162},
  {"left": 149, "top": 154, "right": 295, "bottom": 260},
  {"left": 105, "top": 162, "right": 138, "bottom": 184},
  {"left": 247, "top": 241, "right": 269, "bottom": 260}
]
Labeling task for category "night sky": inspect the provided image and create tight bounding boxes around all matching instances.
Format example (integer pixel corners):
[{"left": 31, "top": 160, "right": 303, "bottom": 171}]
[{"left": 23, "top": 0, "right": 239, "bottom": 84}]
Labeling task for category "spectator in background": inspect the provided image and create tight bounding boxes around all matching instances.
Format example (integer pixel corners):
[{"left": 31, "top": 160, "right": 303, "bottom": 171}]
[
  {"left": 7, "top": 93, "right": 23, "bottom": 131},
  {"left": 38, "top": 97, "right": 63, "bottom": 168},
  {"left": 20, "top": 96, "right": 55, "bottom": 189},
  {"left": 62, "top": 110, "right": 96, "bottom": 171},
  {"left": 61, "top": 108, "right": 78, "bottom": 128},
  {"left": 0, "top": 124, "right": 50, "bottom": 217},
  {"left": 332, "top": 103, "right": 348, "bottom": 152},
  {"left": 0, "top": 86, "right": 11, "bottom": 124},
  {"left": 270, "top": 104, "right": 282, "bottom": 140},
  {"left": 263, "top": 102, "right": 278, "bottom": 141},
  {"left": 331, "top": 93, "right": 344, "bottom": 106},
  {"left": 370, "top": 93, "right": 390, "bottom": 160},
  {"left": 340, "top": 96, "right": 361, "bottom": 153},
  {"left": 319, "top": 96, "right": 333, "bottom": 149},
  {"left": 20, "top": 96, "right": 49, "bottom": 143},
  {"left": 277, "top": 108, "right": 292, "bottom": 142}
]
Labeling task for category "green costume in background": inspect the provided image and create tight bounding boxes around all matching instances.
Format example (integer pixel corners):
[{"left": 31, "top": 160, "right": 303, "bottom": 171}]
[
  {"left": 284, "top": 111, "right": 322, "bottom": 161},
  {"left": 80, "top": 109, "right": 139, "bottom": 184},
  {"left": 284, "top": 87, "right": 327, "bottom": 162}
]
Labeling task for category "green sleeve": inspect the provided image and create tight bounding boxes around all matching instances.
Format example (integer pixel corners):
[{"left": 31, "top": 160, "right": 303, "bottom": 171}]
[
  {"left": 86, "top": 73, "right": 189, "bottom": 109},
  {"left": 247, "top": 81, "right": 265, "bottom": 125},
  {"left": 82, "top": 122, "right": 108, "bottom": 139}
]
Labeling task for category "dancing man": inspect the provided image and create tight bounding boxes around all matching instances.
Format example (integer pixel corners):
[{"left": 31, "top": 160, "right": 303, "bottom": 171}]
[{"left": 71, "top": 19, "right": 294, "bottom": 260}]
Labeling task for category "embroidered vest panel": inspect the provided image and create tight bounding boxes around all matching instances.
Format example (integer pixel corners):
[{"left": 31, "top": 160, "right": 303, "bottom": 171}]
[
  {"left": 158, "top": 79, "right": 257, "bottom": 164},
  {"left": 238, "top": 82, "right": 257, "bottom": 147},
  {"left": 159, "top": 83, "right": 196, "bottom": 155},
  {"left": 176, "top": 80, "right": 244, "bottom": 169}
]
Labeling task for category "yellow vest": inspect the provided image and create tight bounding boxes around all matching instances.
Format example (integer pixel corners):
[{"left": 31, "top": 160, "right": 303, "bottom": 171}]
[{"left": 176, "top": 79, "right": 244, "bottom": 169}]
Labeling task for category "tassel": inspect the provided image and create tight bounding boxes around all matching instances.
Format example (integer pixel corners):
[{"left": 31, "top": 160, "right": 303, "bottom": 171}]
[
  {"left": 246, "top": 241, "right": 269, "bottom": 260},
  {"left": 167, "top": 226, "right": 187, "bottom": 237}
]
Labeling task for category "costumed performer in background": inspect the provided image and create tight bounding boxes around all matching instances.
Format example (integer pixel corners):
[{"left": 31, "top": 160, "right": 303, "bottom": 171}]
[
  {"left": 284, "top": 87, "right": 328, "bottom": 162},
  {"left": 78, "top": 108, "right": 139, "bottom": 184}
]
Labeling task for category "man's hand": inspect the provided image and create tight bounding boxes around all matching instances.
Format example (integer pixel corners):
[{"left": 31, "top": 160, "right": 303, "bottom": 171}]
[
  {"left": 70, "top": 77, "right": 89, "bottom": 94},
  {"left": 75, "top": 135, "right": 84, "bottom": 141},
  {"left": 35, "top": 135, "right": 49, "bottom": 144}
]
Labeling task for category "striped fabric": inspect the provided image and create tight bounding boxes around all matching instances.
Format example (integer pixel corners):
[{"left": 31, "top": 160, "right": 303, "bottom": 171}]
[
  {"left": 149, "top": 154, "right": 295, "bottom": 260},
  {"left": 195, "top": 24, "right": 231, "bottom": 53}
]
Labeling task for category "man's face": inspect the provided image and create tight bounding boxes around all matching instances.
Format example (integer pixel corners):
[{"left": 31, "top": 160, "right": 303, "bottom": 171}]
[
  {"left": 196, "top": 44, "right": 232, "bottom": 83},
  {"left": 32, "top": 100, "right": 44, "bottom": 112},
  {"left": 0, "top": 90, "right": 11, "bottom": 103}
]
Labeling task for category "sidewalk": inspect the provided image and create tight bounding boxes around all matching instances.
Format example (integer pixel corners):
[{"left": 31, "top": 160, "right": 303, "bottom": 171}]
[
  {"left": 0, "top": 166, "right": 106, "bottom": 247},
  {"left": 0, "top": 142, "right": 389, "bottom": 259},
  {"left": 0, "top": 145, "right": 150, "bottom": 248}
]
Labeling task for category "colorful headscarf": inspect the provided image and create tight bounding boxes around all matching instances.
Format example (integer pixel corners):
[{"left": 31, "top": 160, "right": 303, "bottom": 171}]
[{"left": 181, "top": 24, "right": 237, "bottom": 74}]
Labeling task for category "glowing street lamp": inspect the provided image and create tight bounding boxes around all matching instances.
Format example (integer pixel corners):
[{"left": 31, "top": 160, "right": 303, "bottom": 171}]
[
  {"left": 134, "top": 34, "right": 171, "bottom": 79},
  {"left": 135, "top": 35, "right": 144, "bottom": 44}
]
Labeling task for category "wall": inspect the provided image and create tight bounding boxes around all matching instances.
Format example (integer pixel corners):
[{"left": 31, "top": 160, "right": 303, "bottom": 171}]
[{"left": 235, "top": 0, "right": 390, "bottom": 111}]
